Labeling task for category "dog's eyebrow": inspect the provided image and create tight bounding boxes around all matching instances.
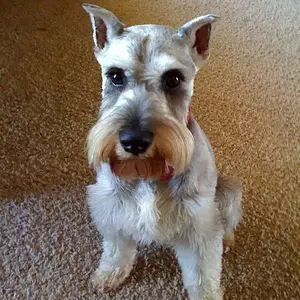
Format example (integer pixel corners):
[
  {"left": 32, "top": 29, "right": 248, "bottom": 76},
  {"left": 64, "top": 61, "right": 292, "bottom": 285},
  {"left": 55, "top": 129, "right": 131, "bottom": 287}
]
[
  {"left": 148, "top": 53, "right": 187, "bottom": 73},
  {"left": 101, "top": 40, "right": 142, "bottom": 72},
  {"left": 102, "top": 54, "right": 140, "bottom": 73},
  {"left": 141, "top": 53, "right": 191, "bottom": 85}
]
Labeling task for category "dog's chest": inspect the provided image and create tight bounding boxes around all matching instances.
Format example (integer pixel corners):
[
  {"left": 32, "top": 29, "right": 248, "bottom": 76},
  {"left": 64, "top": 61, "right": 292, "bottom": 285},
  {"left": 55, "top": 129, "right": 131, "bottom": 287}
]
[{"left": 88, "top": 178, "right": 186, "bottom": 244}]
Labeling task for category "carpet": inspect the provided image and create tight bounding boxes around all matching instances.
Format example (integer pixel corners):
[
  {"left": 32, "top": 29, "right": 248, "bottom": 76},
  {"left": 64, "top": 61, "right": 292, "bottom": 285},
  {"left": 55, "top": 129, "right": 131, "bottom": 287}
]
[{"left": 1, "top": 0, "right": 299, "bottom": 299}]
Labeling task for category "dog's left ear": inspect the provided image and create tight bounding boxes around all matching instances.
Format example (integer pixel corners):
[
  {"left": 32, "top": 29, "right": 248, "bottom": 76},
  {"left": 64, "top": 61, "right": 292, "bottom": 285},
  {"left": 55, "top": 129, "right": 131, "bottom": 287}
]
[
  {"left": 177, "top": 15, "right": 219, "bottom": 68},
  {"left": 82, "top": 3, "right": 124, "bottom": 52}
]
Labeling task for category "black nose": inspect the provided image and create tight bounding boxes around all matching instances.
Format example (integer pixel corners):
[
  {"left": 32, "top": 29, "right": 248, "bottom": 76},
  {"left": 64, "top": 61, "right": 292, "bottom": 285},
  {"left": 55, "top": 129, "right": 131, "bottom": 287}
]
[{"left": 119, "top": 128, "right": 153, "bottom": 155}]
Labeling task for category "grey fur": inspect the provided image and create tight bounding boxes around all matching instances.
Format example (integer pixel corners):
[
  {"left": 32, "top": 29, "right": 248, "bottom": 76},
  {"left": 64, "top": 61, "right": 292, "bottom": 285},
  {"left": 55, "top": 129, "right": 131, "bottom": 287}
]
[{"left": 83, "top": 4, "right": 242, "bottom": 300}]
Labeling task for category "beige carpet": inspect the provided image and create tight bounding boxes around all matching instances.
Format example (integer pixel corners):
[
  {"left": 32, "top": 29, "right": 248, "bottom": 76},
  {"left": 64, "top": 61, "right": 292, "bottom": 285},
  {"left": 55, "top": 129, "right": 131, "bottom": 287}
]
[{"left": 1, "top": 0, "right": 300, "bottom": 299}]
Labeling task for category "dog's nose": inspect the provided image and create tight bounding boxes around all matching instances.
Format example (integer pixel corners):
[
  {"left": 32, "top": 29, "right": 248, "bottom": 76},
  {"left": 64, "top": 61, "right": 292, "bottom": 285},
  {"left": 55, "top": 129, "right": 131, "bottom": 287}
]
[{"left": 119, "top": 128, "right": 153, "bottom": 155}]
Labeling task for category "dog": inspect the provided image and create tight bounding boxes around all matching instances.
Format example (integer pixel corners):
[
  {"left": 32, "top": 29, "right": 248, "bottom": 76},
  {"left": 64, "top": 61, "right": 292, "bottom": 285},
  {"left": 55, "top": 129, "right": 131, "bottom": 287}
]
[{"left": 82, "top": 4, "right": 242, "bottom": 299}]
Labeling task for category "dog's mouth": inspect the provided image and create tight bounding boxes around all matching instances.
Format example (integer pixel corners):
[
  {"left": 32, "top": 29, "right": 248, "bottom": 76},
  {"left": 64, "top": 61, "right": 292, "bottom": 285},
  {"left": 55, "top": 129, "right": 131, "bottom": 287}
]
[{"left": 109, "top": 155, "right": 175, "bottom": 181}]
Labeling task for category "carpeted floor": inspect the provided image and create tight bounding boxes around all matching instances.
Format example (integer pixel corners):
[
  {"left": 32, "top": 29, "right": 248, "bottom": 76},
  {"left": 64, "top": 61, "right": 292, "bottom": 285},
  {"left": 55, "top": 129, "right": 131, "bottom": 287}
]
[{"left": 1, "top": 0, "right": 299, "bottom": 299}]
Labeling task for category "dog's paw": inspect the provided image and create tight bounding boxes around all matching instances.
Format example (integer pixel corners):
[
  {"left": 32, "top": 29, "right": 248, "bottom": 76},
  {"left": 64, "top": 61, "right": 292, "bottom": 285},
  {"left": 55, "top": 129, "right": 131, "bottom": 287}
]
[
  {"left": 90, "top": 264, "right": 133, "bottom": 292},
  {"left": 223, "top": 233, "right": 235, "bottom": 254}
]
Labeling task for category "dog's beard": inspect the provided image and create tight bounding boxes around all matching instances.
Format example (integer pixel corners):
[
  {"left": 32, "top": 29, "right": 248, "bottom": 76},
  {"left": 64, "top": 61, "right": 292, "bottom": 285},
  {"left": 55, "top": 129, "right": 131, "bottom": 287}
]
[
  {"left": 110, "top": 155, "right": 167, "bottom": 181},
  {"left": 87, "top": 115, "right": 194, "bottom": 180}
]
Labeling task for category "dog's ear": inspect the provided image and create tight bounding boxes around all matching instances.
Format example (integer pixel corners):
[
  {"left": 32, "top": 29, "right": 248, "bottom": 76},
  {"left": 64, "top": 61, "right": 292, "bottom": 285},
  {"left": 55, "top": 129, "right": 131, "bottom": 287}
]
[
  {"left": 177, "top": 15, "right": 219, "bottom": 68},
  {"left": 82, "top": 3, "right": 124, "bottom": 52}
]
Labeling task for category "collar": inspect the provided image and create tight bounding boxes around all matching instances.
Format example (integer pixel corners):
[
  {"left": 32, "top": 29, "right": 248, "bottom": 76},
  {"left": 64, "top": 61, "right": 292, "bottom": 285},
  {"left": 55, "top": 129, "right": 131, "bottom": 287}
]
[{"left": 159, "top": 107, "right": 192, "bottom": 181}]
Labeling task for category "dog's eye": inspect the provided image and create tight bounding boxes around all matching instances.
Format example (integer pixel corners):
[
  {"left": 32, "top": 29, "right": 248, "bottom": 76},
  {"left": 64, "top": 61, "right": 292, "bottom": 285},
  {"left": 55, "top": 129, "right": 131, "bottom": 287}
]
[
  {"left": 162, "top": 69, "right": 185, "bottom": 89},
  {"left": 106, "top": 68, "right": 125, "bottom": 86}
]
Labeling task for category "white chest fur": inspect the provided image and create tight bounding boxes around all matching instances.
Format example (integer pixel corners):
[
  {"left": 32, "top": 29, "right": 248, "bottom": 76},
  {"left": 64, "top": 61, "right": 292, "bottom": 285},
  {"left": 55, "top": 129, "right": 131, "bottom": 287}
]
[
  {"left": 87, "top": 167, "right": 194, "bottom": 245},
  {"left": 87, "top": 165, "right": 220, "bottom": 245}
]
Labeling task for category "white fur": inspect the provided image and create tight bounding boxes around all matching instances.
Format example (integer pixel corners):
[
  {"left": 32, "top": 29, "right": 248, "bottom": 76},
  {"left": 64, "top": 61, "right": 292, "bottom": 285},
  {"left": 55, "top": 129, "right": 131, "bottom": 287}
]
[
  {"left": 147, "top": 53, "right": 186, "bottom": 74},
  {"left": 99, "top": 39, "right": 141, "bottom": 70},
  {"left": 88, "top": 164, "right": 225, "bottom": 299}
]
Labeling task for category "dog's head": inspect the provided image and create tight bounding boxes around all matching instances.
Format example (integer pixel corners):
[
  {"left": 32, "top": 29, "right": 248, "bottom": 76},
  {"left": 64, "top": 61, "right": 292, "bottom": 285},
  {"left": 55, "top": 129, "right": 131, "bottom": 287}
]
[{"left": 83, "top": 4, "right": 218, "bottom": 180}]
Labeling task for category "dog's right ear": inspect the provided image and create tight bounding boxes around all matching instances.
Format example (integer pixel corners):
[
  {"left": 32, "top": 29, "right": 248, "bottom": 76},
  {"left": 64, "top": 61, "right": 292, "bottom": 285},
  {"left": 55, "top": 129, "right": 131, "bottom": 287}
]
[
  {"left": 177, "top": 14, "right": 219, "bottom": 69},
  {"left": 82, "top": 4, "right": 124, "bottom": 52}
]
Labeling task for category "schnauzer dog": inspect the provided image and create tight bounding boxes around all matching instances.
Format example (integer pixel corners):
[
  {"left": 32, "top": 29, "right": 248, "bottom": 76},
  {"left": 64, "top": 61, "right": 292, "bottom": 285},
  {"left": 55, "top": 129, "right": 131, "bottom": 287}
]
[{"left": 82, "top": 3, "right": 242, "bottom": 300}]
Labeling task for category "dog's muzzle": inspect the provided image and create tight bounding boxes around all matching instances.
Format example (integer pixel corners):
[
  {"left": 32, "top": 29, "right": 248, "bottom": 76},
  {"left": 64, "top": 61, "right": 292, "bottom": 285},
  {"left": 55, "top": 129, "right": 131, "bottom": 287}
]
[{"left": 87, "top": 95, "right": 194, "bottom": 181}]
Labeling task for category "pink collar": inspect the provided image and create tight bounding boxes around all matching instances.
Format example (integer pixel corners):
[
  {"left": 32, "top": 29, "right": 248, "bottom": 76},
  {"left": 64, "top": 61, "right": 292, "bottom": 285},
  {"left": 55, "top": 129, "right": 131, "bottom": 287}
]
[{"left": 159, "top": 108, "right": 191, "bottom": 181}]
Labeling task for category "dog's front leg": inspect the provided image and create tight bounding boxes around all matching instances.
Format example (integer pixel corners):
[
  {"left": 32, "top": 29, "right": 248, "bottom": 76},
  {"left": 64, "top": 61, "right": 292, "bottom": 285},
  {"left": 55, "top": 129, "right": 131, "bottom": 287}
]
[
  {"left": 175, "top": 237, "right": 223, "bottom": 300},
  {"left": 91, "top": 232, "right": 137, "bottom": 291}
]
